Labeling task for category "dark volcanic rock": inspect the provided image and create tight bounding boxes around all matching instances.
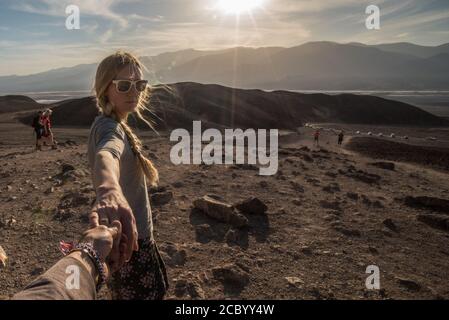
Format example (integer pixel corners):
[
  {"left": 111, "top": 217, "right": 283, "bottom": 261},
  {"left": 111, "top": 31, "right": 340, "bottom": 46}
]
[
  {"left": 404, "top": 196, "right": 449, "bottom": 214},
  {"left": 417, "top": 214, "right": 449, "bottom": 231},
  {"left": 369, "top": 162, "right": 395, "bottom": 171},
  {"left": 383, "top": 219, "right": 399, "bottom": 233},
  {"left": 235, "top": 197, "right": 268, "bottom": 215},
  {"left": 150, "top": 191, "right": 173, "bottom": 206}
]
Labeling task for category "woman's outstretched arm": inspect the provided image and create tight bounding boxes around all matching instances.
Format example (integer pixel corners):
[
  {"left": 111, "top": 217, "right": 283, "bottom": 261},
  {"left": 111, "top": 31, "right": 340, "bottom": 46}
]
[{"left": 90, "top": 150, "right": 138, "bottom": 268}]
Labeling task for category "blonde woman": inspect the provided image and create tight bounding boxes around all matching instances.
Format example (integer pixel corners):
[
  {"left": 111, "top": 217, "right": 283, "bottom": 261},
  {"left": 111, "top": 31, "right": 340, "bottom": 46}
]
[{"left": 87, "top": 51, "right": 168, "bottom": 300}]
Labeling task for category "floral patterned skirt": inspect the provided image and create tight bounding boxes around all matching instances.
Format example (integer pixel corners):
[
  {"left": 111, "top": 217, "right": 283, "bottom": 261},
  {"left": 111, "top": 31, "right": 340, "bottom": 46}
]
[{"left": 108, "top": 238, "right": 169, "bottom": 300}]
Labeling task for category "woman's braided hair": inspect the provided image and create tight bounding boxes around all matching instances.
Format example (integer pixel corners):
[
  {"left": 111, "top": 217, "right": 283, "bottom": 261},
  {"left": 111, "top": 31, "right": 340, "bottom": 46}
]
[{"left": 94, "top": 51, "right": 158, "bottom": 186}]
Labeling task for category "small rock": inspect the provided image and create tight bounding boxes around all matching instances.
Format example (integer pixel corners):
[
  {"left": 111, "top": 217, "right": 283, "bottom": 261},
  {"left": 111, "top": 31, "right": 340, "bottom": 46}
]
[
  {"left": 383, "top": 219, "right": 399, "bottom": 233},
  {"left": 258, "top": 181, "right": 268, "bottom": 188},
  {"left": 61, "top": 163, "right": 75, "bottom": 173},
  {"left": 31, "top": 267, "right": 45, "bottom": 276},
  {"left": 396, "top": 277, "right": 421, "bottom": 292},
  {"left": 6, "top": 218, "right": 17, "bottom": 226},
  {"left": 159, "top": 242, "right": 187, "bottom": 267},
  {"left": 404, "top": 196, "right": 449, "bottom": 214},
  {"left": 6, "top": 185, "right": 12, "bottom": 191},
  {"left": 301, "top": 154, "right": 314, "bottom": 162},
  {"left": 346, "top": 192, "right": 359, "bottom": 200},
  {"left": 285, "top": 276, "right": 304, "bottom": 288},
  {"left": 174, "top": 278, "right": 205, "bottom": 299},
  {"left": 369, "top": 162, "right": 395, "bottom": 171},
  {"left": 45, "top": 187, "right": 55, "bottom": 194},
  {"left": 325, "top": 171, "right": 337, "bottom": 178},
  {"left": 323, "top": 183, "right": 340, "bottom": 193},
  {"left": 65, "top": 139, "right": 78, "bottom": 146},
  {"left": 149, "top": 185, "right": 167, "bottom": 193},
  {"left": 372, "top": 200, "right": 384, "bottom": 208},
  {"left": 300, "top": 246, "right": 313, "bottom": 255},
  {"left": 151, "top": 191, "right": 173, "bottom": 206},
  {"left": 194, "top": 195, "right": 248, "bottom": 228},
  {"left": 292, "top": 199, "right": 302, "bottom": 206},
  {"left": 290, "top": 181, "right": 305, "bottom": 192},
  {"left": 172, "top": 181, "right": 184, "bottom": 188},
  {"left": 344, "top": 170, "right": 381, "bottom": 184},
  {"left": 319, "top": 200, "right": 342, "bottom": 211},
  {"left": 417, "top": 214, "right": 449, "bottom": 231},
  {"left": 212, "top": 263, "right": 250, "bottom": 288},
  {"left": 235, "top": 197, "right": 268, "bottom": 215}
]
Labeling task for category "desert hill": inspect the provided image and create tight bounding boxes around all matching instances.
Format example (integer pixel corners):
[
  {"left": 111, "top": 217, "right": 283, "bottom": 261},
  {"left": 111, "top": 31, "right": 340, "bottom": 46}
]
[{"left": 16, "top": 83, "right": 449, "bottom": 130}]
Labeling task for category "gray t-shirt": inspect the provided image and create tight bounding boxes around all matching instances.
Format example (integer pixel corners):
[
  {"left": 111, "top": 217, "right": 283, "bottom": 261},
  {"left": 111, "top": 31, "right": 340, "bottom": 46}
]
[{"left": 87, "top": 115, "right": 153, "bottom": 240}]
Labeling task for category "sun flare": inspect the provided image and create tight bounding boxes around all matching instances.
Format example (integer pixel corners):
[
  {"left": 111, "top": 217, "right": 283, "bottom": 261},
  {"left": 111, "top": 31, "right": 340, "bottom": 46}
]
[{"left": 218, "top": 0, "right": 265, "bottom": 15}]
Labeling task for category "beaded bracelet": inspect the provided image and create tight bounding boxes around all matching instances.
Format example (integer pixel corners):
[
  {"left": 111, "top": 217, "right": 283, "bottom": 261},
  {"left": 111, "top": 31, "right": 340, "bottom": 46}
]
[{"left": 59, "top": 241, "right": 107, "bottom": 292}]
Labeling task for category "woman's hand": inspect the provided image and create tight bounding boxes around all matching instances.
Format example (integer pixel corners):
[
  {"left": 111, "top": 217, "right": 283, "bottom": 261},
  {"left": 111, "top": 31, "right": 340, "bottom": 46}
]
[
  {"left": 89, "top": 187, "right": 138, "bottom": 271},
  {"left": 69, "top": 223, "right": 121, "bottom": 282}
]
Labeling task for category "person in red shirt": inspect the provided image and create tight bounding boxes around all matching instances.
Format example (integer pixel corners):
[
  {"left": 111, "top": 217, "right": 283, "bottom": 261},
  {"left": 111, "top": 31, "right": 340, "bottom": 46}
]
[{"left": 41, "top": 109, "right": 57, "bottom": 149}]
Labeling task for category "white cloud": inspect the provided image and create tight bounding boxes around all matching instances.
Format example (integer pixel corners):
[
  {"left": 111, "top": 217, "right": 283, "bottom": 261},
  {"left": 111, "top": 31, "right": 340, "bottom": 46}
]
[{"left": 10, "top": 0, "right": 133, "bottom": 28}]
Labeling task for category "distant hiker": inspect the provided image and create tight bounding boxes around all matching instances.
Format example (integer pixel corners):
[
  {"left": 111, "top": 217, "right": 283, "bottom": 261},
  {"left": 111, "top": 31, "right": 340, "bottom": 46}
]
[
  {"left": 87, "top": 51, "right": 168, "bottom": 300},
  {"left": 338, "top": 131, "right": 344, "bottom": 145},
  {"left": 314, "top": 129, "right": 320, "bottom": 146},
  {"left": 41, "top": 109, "right": 57, "bottom": 149},
  {"left": 32, "top": 111, "right": 44, "bottom": 151}
]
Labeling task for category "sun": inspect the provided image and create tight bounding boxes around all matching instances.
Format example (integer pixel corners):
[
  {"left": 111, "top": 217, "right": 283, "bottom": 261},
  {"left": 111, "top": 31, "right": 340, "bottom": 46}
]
[{"left": 218, "top": 0, "right": 265, "bottom": 14}]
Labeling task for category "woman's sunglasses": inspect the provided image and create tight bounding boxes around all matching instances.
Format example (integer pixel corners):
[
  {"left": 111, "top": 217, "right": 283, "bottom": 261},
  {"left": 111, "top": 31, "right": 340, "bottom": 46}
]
[{"left": 112, "top": 79, "right": 148, "bottom": 93}]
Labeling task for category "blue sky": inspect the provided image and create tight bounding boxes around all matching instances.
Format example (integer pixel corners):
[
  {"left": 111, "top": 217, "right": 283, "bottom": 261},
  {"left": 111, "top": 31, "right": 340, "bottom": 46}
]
[{"left": 0, "top": 0, "right": 448, "bottom": 76}]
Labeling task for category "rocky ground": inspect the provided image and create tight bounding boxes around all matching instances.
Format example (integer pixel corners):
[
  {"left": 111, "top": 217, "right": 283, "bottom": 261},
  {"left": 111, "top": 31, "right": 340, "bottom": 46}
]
[{"left": 1, "top": 114, "right": 449, "bottom": 300}]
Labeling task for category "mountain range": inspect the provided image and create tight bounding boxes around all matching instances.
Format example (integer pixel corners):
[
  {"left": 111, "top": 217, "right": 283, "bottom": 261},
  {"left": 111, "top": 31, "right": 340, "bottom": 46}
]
[{"left": 1, "top": 41, "right": 449, "bottom": 93}]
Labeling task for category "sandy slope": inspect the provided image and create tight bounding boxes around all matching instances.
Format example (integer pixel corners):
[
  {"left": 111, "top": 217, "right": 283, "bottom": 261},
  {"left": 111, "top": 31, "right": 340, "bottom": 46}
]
[{"left": 0, "top": 117, "right": 449, "bottom": 300}]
